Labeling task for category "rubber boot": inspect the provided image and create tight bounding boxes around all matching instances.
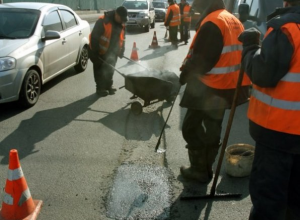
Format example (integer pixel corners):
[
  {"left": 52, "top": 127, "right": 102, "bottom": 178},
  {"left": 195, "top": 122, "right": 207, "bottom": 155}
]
[
  {"left": 180, "top": 149, "right": 211, "bottom": 183},
  {"left": 206, "top": 141, "right": 222, "bottom": 179}
]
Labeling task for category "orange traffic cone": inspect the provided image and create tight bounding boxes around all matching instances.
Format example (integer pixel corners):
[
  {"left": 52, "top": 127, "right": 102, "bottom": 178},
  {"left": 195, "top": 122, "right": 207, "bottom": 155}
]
[
  {"left": 130, "top": 42, "right": 139, "bottom": 62},
  {"left": 0, "top": 149, "right": 43, "bottom": 220},
  {"left": 149, "top": 31, "right": 160, "bottom": 49}
]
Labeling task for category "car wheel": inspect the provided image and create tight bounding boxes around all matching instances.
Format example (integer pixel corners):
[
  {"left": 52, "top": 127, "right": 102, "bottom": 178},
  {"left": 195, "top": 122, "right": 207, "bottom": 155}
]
[
  {"left": 19, "top": 69, "right": 41, "bottom": 107},
  {"left": 144, "top": 22, "right": 150, "bottom": 32},
  {"left": 74, "top": 45, "right": 89, "bottom": 73},
  {"left": 151, "top": 18, "right": 155, "bottom": 29}
]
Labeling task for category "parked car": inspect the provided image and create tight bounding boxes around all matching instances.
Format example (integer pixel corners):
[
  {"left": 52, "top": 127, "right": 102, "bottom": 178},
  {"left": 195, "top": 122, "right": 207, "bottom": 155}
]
[
  {"left": 122, "top": 0, "right": 155, "bottom": 32},
  {"left": 0, "top": 3, "right": 90, "bottom": 107},
  {"left": 153, "top": 1, "right": 168, "bottom": 21}
]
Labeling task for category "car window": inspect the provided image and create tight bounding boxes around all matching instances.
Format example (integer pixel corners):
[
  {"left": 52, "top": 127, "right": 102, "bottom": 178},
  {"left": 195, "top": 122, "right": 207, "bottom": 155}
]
[
  {"left": 123, "top": 1, "right": 148, "bottom": 10},
  {"left": 153, "top": 2, "right": 165, "bottom": 8},
  {"left": 60, "top": 10, "right": 77, "bottom": 29},
  {"left": 43, "top": 11, "right": 63, "bottom": 32},
  {"left": 0, "top": 9, "right": 40, "bottom": 39}
]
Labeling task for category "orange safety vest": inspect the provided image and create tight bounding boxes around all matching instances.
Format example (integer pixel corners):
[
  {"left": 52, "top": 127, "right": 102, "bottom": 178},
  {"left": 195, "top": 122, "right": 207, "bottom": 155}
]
[
  {"left": 166, "top": 4, "right": 181, "bottom": 26},
  {"left": 89, "top": 15, "right": 125, "bottom": 55},
  {"left": 182, "top": 9, "right": 250, "bottom": 89},
  {"left": 248, "top": 24, "right": 300, "bottom": 135},
  {"left": 183, "top": 4, "right": 191, "bottom": 23}
]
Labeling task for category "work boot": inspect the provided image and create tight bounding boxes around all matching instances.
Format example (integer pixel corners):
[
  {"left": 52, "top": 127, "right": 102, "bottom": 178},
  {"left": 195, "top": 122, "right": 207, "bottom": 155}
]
[
  {"left": 180, "top": 149, "right": 211, "bottom": 183},
  {"left": 108, "top": 86, "right": 117, "bottom": 95},
  {"left": 96, "top": 89, "right": 109, "bottom": 97}
]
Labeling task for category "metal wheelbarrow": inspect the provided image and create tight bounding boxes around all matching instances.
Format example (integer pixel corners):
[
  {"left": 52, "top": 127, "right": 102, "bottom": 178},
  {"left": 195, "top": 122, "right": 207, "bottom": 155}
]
[
  {"left": 124, "top": 69, "right": 180, "bottom": 115},
  {"left": 99, "top": 56, "right": 181, "bottom": 115}
]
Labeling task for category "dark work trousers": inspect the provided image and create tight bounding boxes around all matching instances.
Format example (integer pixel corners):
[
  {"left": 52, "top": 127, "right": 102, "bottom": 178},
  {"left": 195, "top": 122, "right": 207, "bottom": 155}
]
[
  {"left": 182, "top": 108, "right": 225, "bottom": 150},
  {"left": 92, "top": 55, "right": 117, "bottom": 91},
  {"left": 169, "top": 25, "right": 179, "bottom": 44},
  {"left": 249, "top": 143, "right": 300, "bottom": 220},
  {"left": 180, "top": 21, "right": 190, "bottom": 42}
]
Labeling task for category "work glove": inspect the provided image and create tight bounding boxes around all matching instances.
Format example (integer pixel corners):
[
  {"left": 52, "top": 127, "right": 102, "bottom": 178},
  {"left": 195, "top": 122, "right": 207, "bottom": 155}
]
[
  {"left": 118, "top": 53, "right": 124, "bottom": 59},
  {"left": 179, "top": 70, "right": 189, "bottom": 85},
  {"left": 238, "top": 28, "right": 261, "bottom": 60},
  {"left": 238, "top": 27, "right": 261, "bottom": 47}
]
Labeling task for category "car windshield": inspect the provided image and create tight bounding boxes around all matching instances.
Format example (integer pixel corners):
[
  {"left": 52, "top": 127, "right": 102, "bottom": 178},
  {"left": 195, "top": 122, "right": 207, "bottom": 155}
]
[
  {"left": 0, "top": 9, "right": 40, "bottom": 39},
  {"left": 123, "top": 1, "right": 148, "bottom": 10},
  {"left": 153, "top": 2, "right": 166, "bottom": 8}
]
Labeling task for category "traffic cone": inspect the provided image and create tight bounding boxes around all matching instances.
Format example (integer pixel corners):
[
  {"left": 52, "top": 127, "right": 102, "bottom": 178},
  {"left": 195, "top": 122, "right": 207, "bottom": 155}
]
[
  {"left": 0, "top": 149, "right": 43, "bottom": 220},
  {"left": 149, "top": 31, "right": 160, "bottom": 49},
  {"left": 130, "top": 42, "right": 139, "bottom": 62}
]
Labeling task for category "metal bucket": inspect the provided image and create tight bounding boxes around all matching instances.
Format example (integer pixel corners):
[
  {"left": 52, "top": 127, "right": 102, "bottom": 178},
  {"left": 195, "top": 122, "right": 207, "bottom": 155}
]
[{"left": 225, "top": 143, "right": 255, "bottom": 177}]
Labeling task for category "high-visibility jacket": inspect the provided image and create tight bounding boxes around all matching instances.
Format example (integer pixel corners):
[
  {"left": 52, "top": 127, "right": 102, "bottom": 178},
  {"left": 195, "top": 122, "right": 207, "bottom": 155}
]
[
  {"left": 182, "top": 9, "right": 250, "bottom": 89},
  {"left": 166, "top": 4, "right": 181, "bottom": 26},
  {"left": 183, "top": 4, "right": 191, "bottom": 23},
  {"left": 89, "top": 15, "right": 125, "bottom": 55},
  {"left": 248, "top": 24, "right": 300, "bottom": 135}
]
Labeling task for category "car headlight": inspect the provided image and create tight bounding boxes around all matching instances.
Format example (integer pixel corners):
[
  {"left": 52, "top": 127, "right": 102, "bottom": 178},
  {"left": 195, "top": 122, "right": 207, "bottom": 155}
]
[
  {"left": 138, "top": 12, "right": 149, "bottom": 18},
  {"left": 0, "top": 57, "right": 16, "bottom": 72}
]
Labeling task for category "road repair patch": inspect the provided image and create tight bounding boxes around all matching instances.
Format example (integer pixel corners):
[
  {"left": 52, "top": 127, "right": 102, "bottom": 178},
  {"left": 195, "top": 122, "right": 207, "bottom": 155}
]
[{"left": 106, "top": 164, "right": 172, "bottom": 220}]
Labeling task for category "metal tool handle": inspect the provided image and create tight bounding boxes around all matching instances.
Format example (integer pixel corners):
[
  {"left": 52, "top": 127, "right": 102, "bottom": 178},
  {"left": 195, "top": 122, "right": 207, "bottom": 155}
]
[
  {"left": 155, "top": 86, "right": 181, "bottom": 152},
  {"left": 97, "top": 56, "right": 126, "bottom": 78},
  {"left": 210, "top": 65, "right": 245, "bottom": 196},
  {"left": 123, "top": 55, "right": 149, "bottom": 70}
]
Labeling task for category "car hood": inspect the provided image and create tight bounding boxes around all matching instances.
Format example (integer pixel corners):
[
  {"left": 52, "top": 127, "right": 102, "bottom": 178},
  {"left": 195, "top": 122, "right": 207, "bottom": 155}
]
[{"left": 0, "top": 39, "right": 29, "bottom": 56}]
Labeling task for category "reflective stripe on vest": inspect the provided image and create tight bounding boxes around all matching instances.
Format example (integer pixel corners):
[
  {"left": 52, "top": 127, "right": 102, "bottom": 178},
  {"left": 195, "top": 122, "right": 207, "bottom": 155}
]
[
  {"left": 248, "top": 24, "right": 300, "bottom": 135},
  {"left": 183, "top": 5, "right": 191, "bottom": 22},
  {"left": 167, "top": 4, "right": 181, "bottom": 26},
  {"left": 8, "top": 167, "right": 23, "bottom": 181},
  {"left": 252, "top": 88, "right": 300, "bottom": 110},
  {"left": 182, "top": 9, "right": 250, "bottom": 89},
  {"left": 89, "top": 15, "right": 125, "bottom": 55}
]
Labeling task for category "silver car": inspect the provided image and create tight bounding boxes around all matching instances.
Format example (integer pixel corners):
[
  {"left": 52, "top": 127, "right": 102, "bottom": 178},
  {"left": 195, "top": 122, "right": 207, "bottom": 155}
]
[{"left": 0, "top": 3, "right": 90, "bottom": 107}]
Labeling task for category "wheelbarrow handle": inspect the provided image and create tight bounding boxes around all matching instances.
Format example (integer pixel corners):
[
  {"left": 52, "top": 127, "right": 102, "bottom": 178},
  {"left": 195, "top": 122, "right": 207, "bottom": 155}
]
[
  {"left": 97, "top": 56, "right": 126, "bottom": 78},
  {"left": 123, "top": 56, "right": 149, "bottom": 70}
]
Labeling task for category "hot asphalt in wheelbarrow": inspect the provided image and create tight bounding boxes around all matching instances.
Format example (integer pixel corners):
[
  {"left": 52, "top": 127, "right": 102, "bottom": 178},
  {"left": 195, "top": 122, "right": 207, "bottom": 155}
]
[{"left": 124, "top": 69, "right": 180, "bottom": 115}]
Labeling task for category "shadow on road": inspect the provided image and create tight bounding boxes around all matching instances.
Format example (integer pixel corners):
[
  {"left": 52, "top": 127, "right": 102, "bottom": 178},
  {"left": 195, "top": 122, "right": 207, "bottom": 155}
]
[{"left": 0, "top": 94, "right": 99, "bottom": 164}]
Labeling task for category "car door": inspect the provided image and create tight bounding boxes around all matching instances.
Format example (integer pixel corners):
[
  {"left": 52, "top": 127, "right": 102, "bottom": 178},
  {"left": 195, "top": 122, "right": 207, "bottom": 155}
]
[
  {"left": 41, "top": 9, "right": 70, "bottom": 80},
  {"left": 59, "top": 9, "right": 82, "bottom": 66}
]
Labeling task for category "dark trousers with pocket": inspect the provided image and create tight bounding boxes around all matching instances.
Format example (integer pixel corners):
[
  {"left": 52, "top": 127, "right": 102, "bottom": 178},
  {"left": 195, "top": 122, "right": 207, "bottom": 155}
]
[
  {"left": 249, "top": 142, "right": 300, "bottom": 220},
  {"left": 89, "top": 49, "right": 117, "bottom": 91}
]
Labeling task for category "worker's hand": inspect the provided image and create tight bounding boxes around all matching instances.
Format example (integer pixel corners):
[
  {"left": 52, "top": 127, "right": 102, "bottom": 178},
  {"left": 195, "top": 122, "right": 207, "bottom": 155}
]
[
  {"left": 179, "top": 70, "right": 189, "bottom": 85},
  {"left": 118, "top": 54, "right": 124, "bottom": 59},
  {"left": 238, "top": 28, "right": 261, "bottom": 47}
]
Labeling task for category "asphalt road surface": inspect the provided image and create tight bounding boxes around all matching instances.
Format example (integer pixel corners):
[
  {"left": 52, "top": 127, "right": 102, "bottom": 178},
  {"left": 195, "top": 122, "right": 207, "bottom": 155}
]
[{"left": 0, "top": 19, "right": 255, "bottom": 220}]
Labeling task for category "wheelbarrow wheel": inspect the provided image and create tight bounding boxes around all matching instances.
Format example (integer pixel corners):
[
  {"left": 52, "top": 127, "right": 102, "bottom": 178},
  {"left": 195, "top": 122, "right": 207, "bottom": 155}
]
[
  {"left": 166, "top": 95, "right": 176, "bottom": 103},
  {"left": 131, "top": 101, "right": 143, "bottom": 115}
]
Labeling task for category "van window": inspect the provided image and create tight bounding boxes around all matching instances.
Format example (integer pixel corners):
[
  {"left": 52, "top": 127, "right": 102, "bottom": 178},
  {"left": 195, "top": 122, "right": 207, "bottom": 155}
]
[{"left": 123, "top": 1, "right": 148, "bottom": 10}]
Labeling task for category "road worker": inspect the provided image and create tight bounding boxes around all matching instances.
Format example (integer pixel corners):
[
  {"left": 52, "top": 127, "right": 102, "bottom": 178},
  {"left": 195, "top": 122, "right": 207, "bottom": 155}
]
[
  {"left": 179, "top": 0, "right": 251, "bottom": 183},
  {"left": 178, "top": 0, "right": 193, "bottom": 44},
  {"left": 238, "top": 0, "right": 300, "bottom": 219},
  {"left": 89, "top": 6, "right": 127, "bottom": 97},
  {"left": 165, "top": 0, "right": 181, "bottom": 47}
]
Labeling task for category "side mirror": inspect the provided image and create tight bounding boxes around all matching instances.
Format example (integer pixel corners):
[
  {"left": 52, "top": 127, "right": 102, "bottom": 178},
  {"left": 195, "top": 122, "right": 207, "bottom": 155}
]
[{"left": 42, "top": 30, "right": 60, "bottom": 41}]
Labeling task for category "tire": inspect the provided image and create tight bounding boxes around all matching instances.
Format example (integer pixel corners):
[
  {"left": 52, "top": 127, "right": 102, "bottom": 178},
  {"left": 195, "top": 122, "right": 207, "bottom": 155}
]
[
  {"left": 74, "top": 45, "right": 89, "bottom": 73},
  {"left": 151, "top": 18, "right": 155, "bottom": 29},
  {"left": 144, "top": 22, "right": 150, "bottom": 32},
  {"left": 19, "top": 69, "right": 41, "bottom": 108},
  {"left": 131, "top": 101, "right": 143, "bottom": 115}
]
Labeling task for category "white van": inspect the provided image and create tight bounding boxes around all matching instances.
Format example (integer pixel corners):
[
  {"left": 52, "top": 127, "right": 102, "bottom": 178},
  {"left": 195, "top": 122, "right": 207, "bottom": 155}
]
[{"left": 122, "top": 0, "right": 156, "bottom": 32}]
